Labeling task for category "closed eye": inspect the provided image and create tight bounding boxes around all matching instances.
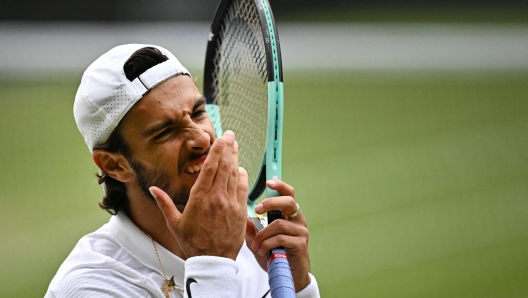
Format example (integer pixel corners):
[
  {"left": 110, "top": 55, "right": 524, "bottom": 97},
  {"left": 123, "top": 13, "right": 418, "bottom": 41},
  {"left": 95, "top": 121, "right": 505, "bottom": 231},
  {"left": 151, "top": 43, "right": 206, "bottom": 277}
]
[
  {"left": 192, "top": 109, "right": 206, "bottom": 118},
  {"left": 192, "top": 97, "right": 207, "bottom": 120},
  {"left": 154, "top": 128, "right": 172, "bottom": 140}
]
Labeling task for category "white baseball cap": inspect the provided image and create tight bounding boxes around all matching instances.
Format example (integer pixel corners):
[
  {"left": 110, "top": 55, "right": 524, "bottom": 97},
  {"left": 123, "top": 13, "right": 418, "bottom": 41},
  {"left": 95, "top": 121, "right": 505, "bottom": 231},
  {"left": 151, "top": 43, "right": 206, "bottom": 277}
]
[{"left": 74, "top": 44, "right": 191, "bottom": 153}]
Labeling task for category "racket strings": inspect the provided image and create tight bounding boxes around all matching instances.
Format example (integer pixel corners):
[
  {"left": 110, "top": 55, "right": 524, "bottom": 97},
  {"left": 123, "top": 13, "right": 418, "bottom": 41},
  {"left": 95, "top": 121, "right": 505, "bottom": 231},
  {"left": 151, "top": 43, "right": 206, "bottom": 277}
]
[{"left": 211, "top": 0, "right": 269, "bottom": 193}]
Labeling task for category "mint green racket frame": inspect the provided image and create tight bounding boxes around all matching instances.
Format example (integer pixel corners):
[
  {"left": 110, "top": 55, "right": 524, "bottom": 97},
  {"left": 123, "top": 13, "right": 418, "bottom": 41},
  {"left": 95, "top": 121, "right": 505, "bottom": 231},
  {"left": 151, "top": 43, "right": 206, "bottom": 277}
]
[{"left": 203, "top": 0, "right": 284, "bottom": 221}]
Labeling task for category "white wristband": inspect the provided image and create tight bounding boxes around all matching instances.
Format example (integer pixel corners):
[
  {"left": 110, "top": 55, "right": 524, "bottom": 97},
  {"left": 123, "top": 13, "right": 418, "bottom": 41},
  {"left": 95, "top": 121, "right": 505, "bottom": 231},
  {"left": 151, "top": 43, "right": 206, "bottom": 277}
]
[{"left": 184, "top": 256, "right": 239, "bottom": 298}]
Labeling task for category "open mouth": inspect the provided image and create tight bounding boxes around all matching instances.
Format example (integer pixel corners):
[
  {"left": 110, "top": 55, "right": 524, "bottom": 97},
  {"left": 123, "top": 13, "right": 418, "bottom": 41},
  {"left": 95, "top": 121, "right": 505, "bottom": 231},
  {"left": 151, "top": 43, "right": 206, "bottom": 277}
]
[
  {"left": 185, "top": 161, "right": 205, "bottom": 174},
  {"left": 184, "top": 154, "right": 208, "bottom": 175}
]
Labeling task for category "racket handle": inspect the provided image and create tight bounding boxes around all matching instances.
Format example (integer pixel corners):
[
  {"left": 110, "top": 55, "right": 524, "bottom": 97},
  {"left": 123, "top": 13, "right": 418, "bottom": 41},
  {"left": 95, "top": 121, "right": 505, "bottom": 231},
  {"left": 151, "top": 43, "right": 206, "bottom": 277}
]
[{"left": 268, "top": 247, "right": 296, "bottom": 298}]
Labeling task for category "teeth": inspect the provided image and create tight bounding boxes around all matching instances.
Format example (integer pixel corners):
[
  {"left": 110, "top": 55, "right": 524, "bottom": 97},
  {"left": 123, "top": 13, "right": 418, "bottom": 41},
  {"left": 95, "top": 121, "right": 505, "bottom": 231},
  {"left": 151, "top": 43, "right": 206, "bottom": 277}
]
[{"left": 186, "top": 162, "right": 203, "bottom": 174}]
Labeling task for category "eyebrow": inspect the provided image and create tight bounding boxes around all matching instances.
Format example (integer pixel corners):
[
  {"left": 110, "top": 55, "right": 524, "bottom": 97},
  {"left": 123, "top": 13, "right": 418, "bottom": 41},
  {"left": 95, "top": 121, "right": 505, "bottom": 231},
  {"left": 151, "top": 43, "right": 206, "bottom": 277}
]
[
  {"left": 194, "top": 96, "right": 206, "bottom": 111},
  {"left": 142, "top": 119, "right": 172, "bottom": 139},
  {"left": 141, "top": 96, "right": 207, "bottom": 139}
]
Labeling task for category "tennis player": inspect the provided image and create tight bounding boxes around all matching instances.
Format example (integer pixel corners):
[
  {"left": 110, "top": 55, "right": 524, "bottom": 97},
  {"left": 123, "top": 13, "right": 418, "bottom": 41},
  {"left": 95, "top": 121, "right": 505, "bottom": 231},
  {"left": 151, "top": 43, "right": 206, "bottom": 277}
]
[{"left": 45, "top": 44, "right": 320, "bottom": 298}]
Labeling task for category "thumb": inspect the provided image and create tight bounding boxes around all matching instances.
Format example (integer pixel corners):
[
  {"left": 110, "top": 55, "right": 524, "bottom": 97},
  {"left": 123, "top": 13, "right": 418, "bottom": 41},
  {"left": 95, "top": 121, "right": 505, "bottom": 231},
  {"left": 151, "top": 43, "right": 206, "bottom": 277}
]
[
  {"left": 245, "top": 218, "right": 257, "bottom": 246},
  {"left": 245, "top": 218, "right": 268, "bottom": 271},
  {"left": 149, "top": 186, "right": 182, "bottom": 227}
]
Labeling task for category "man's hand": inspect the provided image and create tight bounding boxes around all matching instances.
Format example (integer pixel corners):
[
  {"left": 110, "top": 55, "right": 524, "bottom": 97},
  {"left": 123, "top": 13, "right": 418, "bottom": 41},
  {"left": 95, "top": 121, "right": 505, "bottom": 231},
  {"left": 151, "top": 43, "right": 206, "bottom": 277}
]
[
  {"left": 150, "top": 130, "right": 249, "bottom": 261},
  {"left": 245, "top": 179, "right": 311, "bottom": 292}
]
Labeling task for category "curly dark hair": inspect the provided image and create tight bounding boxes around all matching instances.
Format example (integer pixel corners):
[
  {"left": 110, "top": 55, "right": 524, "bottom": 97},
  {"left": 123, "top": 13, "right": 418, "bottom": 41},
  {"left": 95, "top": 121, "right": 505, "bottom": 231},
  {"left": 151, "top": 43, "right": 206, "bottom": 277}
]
[{"left": 94, "top": 47, "right": 168, "bottom": 215}]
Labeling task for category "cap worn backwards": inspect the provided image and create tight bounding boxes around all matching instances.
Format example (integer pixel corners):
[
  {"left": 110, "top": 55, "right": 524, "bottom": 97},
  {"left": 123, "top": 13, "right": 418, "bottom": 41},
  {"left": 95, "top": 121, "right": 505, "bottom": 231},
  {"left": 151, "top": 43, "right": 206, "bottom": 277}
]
[{"left": 73, "top": 44, "right": 191, "bottom": 153}]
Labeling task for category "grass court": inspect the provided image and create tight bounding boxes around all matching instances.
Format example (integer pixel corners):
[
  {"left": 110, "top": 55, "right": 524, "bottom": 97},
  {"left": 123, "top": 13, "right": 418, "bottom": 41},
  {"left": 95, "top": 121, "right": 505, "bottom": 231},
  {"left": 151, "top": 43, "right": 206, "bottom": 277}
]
[{"left": 1, "top": 70, "right": 527, "bottom": 297}]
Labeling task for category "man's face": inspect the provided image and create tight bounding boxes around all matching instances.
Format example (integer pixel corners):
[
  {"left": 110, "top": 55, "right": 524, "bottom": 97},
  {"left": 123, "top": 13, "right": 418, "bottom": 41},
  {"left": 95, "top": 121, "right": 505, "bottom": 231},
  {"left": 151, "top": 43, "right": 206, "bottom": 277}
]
[{"left": 119, "top": 75, "right": 215, "bottom": 210}]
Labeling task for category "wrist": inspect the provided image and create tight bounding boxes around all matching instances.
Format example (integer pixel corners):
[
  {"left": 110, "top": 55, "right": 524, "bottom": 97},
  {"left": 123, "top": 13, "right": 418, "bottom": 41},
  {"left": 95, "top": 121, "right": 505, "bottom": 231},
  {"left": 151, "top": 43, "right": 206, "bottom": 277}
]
[{"left": 294, "top": 272, "right": 312, "bottom": 292}]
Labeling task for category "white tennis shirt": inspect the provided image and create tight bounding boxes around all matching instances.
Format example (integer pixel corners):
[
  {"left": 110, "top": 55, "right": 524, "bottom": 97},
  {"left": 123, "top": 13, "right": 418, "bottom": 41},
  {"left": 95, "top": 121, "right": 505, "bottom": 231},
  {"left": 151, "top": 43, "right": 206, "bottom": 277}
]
[{"left": 45, "top": 211, "right": 320, "bottom": 298}]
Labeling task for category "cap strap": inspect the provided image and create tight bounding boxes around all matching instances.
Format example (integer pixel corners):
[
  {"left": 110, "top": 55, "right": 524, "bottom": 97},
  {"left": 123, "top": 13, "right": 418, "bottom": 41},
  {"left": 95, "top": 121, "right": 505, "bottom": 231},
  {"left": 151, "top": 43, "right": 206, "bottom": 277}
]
[
  {"left": 130, "top": 76, "right": 149, "bottom": 95},
  {"left": 130, "top": 59, "right": 190, "bottom": 96}
]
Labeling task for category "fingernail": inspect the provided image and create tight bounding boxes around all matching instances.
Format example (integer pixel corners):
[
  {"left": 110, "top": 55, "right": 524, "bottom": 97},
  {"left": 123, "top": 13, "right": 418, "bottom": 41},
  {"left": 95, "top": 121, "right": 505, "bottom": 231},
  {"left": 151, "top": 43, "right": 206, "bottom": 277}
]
[
  {"left": 224, "top": 130, "right": 234, "bottom": 139},
  {"left": 267, "top": 180, "right": 277, "bottom": 187},
  {"left": 239, "top": 167, "right": 246, "bottom": 173},
  {"left": 255, "top": 203, "right": 264, "bottom": 214},
  {"left": 250, "top": 241, "right": 257, "bottom": 250},
  {"left": 258, "top": 250, "right": 265, "bottom": 256},
  {"left": 234, "top": 140, "right": 239, "bottom": 150},
  {"left": 149, "top": 187, "right": 157, "bottom": 199}
]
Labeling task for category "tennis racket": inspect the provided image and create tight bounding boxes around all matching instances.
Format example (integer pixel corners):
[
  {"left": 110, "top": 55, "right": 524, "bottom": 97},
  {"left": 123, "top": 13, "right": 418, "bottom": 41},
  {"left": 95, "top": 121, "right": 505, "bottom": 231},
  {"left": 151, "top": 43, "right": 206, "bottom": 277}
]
[{"left": 203, "top": 0, "right": 294, "bottom": 297}]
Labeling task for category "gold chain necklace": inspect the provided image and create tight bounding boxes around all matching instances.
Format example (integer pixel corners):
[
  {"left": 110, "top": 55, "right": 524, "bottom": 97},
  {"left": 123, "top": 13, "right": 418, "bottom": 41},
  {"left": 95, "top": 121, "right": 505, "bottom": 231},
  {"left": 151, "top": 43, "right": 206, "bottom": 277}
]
[{"left": 144, "top": 232, "right": 184, "bottom": 297}]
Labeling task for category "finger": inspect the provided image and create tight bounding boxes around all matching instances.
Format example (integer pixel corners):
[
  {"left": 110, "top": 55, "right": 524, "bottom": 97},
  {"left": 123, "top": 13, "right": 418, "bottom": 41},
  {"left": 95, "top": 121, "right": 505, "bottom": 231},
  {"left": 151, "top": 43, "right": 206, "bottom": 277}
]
[
  {"left": 256, "top": 233, "right": 308, "bottom": 257},
  {"left": 211, "top": 130, "right": 236, "bottom": 193},
  {"left": 251, "top": 219, "right": 308, "bottom": 251},
  {"left": 237, "top": 167, "right": 249, "bottom": 205},
  {"left": 256, "top": 197, "right": 306, "bottom": 226},
  {"left": 245, "top": 218, "right": 268, "bottom": 270},
  {"left": 150, "top": 186, "right": 182, "bottom": 229},
  {"left": 192, "top": 136, "right": 226, "bottom": 193},
  {"left": 266, "top": 179, "right": 295, "bottom": 198},
  {"left": 255, "top": 194, "right": 301, "bottom": 215},
  {"left": 226, "top": 139, "right": 239, "bottom": 196}
]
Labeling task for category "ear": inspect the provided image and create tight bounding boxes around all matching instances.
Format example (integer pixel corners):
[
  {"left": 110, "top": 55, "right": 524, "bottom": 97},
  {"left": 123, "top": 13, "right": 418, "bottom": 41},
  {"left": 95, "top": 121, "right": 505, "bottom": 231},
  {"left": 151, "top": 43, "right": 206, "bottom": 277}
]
[{"left": 93, "top": 150, "right": 134, "bottom": 183}]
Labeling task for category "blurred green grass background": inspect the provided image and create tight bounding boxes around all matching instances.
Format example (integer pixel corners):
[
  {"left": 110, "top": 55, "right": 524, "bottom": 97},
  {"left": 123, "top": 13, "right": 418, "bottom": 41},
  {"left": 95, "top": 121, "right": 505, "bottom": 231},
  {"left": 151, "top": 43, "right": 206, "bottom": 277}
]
[
  {"left": 1, "top": 70, "right": 527, "bottom": 297},
  {"left": 278, "top": 6, "right": 528, "bottom": 23}
]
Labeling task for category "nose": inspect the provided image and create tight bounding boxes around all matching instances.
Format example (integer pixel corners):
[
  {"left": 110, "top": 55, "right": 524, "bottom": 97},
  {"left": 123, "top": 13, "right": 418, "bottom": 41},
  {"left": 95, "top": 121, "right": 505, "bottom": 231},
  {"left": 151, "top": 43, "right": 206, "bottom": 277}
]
[{"left": 186, "top": 123, "right": 212, "bottom": 152}]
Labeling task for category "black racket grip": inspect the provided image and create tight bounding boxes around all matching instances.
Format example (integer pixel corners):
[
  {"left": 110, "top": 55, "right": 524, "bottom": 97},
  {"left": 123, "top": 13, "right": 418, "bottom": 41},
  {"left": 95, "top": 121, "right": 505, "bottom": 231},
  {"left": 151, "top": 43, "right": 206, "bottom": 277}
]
[{"left": 267, "top": 210, "right": 282, "bottom": 224}]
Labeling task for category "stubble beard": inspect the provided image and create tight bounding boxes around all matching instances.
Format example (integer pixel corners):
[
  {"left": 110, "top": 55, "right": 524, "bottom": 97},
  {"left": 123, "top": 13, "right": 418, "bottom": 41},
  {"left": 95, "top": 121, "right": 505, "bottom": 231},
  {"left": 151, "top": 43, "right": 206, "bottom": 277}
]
[{"left": 129, "top": 157, "right": 189, "bottom": 213}]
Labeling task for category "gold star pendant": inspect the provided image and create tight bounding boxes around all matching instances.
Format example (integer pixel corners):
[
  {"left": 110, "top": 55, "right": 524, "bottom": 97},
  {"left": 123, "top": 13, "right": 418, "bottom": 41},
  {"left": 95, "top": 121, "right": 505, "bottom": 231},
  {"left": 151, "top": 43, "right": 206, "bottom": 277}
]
[{"left": 161, "top": 276, "right": 177, "bottom": 298}]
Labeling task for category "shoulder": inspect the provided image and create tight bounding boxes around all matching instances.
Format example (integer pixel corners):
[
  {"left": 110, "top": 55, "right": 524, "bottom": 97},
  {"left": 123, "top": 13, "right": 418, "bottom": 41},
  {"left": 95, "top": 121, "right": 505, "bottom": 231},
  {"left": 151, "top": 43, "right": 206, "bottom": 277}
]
[
  {"left": 45, "top": 267, "right": 156, "bottom": 298},
  {"left": 55, "top": 224, "right": 128, "bottom": 271},
  {"left": 46, "top": 224, "right": 158, "bottom": 298}
]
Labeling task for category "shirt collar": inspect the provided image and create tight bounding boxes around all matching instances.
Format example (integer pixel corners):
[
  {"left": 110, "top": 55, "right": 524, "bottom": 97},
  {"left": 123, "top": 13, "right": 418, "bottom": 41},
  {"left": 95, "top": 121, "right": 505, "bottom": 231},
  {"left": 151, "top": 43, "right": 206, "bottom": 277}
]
[{"left": 108, "top": 211, "right": 186, "bottom": 285}]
